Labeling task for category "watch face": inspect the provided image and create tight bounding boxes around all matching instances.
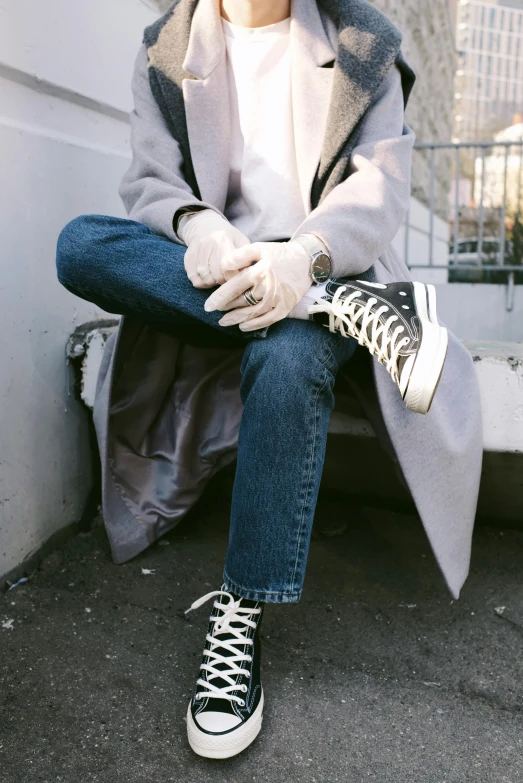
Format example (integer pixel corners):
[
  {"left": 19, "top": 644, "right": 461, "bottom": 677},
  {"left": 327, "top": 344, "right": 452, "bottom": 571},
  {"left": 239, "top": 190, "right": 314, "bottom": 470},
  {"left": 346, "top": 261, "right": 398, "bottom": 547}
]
[{"left": 311, "top": 252, "right": 331, "bottom": 283}]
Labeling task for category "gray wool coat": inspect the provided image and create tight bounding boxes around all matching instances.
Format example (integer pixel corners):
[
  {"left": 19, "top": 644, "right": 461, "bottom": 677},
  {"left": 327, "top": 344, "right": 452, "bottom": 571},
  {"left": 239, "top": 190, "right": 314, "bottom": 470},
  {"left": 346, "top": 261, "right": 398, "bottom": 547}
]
[{"left": 93, "top": 0, "right": 483, "bottom": 599}]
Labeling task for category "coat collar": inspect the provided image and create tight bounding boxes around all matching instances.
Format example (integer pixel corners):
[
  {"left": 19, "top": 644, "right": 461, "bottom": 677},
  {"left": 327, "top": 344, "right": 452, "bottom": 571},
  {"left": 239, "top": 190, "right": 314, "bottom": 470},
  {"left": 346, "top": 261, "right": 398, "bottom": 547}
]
[
  {"left": 182, "top": 0, "right": 335, "bottom": 78},
  {"left": 182, "top": 0, "right": 225, "bottom": 79}
]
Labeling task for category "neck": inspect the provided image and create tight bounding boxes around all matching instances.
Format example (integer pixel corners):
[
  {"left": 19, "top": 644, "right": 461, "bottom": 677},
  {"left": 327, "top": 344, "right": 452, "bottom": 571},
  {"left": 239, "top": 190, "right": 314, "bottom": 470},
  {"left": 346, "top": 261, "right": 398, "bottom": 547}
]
[{"left": 220, "top": 0, "right": 291, "bottom": 27}]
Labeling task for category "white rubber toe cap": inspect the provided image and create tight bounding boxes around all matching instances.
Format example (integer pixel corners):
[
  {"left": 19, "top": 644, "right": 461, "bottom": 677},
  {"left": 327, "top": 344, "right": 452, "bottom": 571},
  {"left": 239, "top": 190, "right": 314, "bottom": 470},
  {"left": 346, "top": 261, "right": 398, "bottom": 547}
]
[
  {"left": 195, "top": 711, "right": 242, "bottom": 733},
  {"left": 187, "top": 692, "right": 264, "bottom": 759}
]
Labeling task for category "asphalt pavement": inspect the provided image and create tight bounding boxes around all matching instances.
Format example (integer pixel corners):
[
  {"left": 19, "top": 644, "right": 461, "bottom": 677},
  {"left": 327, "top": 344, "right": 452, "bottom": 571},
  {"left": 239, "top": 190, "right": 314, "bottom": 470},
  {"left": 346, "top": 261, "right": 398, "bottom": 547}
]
[{"left": 1, "top": 484, "right": 522, "bottom": 782}]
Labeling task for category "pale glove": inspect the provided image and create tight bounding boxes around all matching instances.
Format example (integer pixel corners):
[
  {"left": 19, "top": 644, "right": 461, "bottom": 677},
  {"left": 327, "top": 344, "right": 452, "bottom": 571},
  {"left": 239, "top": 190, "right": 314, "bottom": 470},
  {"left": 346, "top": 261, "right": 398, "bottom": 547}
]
[
  {"left": 204, "top": 241, "right": 312, "bottom": 331},
  {"left": 179, "top": 209, "right": 251, "bottom": 288}
]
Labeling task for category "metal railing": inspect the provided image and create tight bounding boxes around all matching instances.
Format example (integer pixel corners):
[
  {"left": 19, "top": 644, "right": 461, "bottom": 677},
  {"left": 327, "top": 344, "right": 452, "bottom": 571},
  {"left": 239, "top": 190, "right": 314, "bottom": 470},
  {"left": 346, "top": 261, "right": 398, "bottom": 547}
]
[{"left": 405, "top": 140, "right": 523, "bottom": 309}]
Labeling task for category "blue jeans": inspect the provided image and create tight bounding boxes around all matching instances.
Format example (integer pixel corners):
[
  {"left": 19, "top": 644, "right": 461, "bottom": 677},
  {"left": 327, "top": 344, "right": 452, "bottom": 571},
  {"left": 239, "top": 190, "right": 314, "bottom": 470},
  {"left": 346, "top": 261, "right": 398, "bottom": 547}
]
[{"left": 56, "top": 215, "right": 356, "bottom": 603}]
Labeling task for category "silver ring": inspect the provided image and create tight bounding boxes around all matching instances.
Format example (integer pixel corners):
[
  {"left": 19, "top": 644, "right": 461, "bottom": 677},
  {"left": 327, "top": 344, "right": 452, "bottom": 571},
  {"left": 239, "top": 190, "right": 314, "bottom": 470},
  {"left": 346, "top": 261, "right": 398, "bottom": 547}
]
[{"left": 243, "top": 288, "right": 260, "bottom": 306}]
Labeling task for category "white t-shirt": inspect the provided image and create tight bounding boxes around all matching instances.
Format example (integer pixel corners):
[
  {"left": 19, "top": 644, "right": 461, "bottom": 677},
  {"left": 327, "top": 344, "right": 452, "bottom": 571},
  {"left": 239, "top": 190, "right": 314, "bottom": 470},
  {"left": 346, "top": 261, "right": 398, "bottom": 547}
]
[{"left": 221, "top": 17, "right": 306, "bottom": 242}]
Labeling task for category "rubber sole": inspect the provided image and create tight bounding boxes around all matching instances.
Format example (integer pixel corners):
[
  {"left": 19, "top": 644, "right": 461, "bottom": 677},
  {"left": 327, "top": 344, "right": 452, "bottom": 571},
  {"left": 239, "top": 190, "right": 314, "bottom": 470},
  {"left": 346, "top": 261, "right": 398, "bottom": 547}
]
[
  {"left": 187, "top": 692, "right": 264, "bottom": 759},
  {"left": 402, "top": 282, "right": 448, "bottom": 414}
]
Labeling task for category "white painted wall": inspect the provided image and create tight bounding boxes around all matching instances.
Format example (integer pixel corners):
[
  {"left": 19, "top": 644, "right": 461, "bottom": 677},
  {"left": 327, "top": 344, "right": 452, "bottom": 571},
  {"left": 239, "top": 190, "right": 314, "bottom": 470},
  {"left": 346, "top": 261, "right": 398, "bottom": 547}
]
[
  {"left": 0, "top": 0, "right": 156, "bottom": 581},
  {"left": 394, "top": 197, "right": 450, "bottom": 285},
  {"left": 435, "top": 283, "right": 523, "bottom": 341}
]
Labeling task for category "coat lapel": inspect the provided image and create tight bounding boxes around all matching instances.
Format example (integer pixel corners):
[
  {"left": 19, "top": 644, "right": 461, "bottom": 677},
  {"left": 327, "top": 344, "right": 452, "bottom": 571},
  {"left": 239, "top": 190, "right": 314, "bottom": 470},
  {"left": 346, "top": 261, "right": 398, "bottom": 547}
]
[
  {"left": 181, "top": 0, "right": 231, "bottom": 210},
  {"left": 314, "top": 0, "right": 403, "bottom": 186},
  {"left": 146, "top": 0, "right": 231, "bottom": 211},
  {"left": 290, "top": 0, "right": 336, "bottom": 213}
]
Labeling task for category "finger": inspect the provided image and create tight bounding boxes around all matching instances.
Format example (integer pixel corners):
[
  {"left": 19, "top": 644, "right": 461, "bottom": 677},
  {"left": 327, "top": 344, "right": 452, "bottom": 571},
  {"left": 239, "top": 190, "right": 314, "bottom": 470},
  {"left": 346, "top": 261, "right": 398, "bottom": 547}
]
[
  {"left": 239, "top": 305, "right": 287, "bottom": 332},
  {"left": 220, "top": 279, "right": 267, "bottom": 311},
  {"left": 223, "top": 234, "right": 251, "bottom": 281},
  {"left": 184, "top": 248, "right": 211, "bottom": 289},
  {"left": 221, "top": 243, "right": 264, "bottom": 274},
  {"left": 209, "top": 234, "right": 235, "bottom": 285},
  {"left": 218, "top": 273, "right": 274, "bottom": 324},
  {"left": 190, "top": 276, "right": 215, "bottom": 289},
  {"left": 218, "top": 299, "right": 273, "bottom": 327},
  {"left": 216, "top": 271, "right": 271, "bottom": 312},
  {"left": 204, "top": 265, "right": 263, "bottom": 312},
  {"left": 196, "top": 242, "right": 215, "bottom": 287}
]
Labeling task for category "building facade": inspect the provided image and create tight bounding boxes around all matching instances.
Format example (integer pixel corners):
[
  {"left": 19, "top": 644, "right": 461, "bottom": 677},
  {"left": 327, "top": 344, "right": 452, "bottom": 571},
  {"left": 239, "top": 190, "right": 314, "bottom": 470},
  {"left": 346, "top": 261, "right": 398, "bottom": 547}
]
[
  {"left": 474, "top": 119, "right": 523, "bottom": 213},
  {"left": 455, "top": 0, "right": 523, "bottom": 141}
]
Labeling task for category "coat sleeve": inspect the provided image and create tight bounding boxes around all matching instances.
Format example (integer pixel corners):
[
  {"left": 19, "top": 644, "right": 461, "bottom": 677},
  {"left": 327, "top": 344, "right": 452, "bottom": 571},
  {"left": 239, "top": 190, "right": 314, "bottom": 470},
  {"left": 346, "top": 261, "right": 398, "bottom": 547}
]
[
  {"left": 119, "top": 46, "right": 225, "bottom": 243},
  {"left": 292, "top": 64, "right": 415, "bottom": 278}
]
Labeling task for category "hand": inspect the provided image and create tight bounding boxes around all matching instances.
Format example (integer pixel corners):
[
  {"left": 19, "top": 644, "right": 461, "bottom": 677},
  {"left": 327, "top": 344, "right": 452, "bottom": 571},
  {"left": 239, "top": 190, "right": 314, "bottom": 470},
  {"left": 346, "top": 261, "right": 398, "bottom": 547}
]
[
  {"left": 204, "top": 241, "right": 312, "bottom": 331},
  {"left": 180, "top": 209, "right": 251, "bottom": 288}
]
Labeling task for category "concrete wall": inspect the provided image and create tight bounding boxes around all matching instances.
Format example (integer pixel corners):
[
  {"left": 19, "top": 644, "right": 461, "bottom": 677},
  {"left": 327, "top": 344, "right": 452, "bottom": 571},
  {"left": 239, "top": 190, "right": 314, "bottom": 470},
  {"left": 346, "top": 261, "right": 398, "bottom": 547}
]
[
  {"left": 394, "top": 198, "right": 450, "bottom": 285},
  {"left": 435, "top": 283, "right": 523, "bottom": 341},
  {"left": 0, "top": 0, "right": 156, "bottom": 581}
]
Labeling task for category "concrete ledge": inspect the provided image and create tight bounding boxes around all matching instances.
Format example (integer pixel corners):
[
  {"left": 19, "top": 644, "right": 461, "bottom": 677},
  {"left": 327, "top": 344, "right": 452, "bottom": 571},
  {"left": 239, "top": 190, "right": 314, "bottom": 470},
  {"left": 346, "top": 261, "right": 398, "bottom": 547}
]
[
  {"left": 464, "top": 340, "right": 523, "bottom": 453},
  {"left": 68, "top": 323, "right": 523, "bottom": 524},
  {"left": 69, "top": 324, "right": 523, "bottom": 453},
  {"left": 66, "top": 320, "right": 119, "bottom": 409}
]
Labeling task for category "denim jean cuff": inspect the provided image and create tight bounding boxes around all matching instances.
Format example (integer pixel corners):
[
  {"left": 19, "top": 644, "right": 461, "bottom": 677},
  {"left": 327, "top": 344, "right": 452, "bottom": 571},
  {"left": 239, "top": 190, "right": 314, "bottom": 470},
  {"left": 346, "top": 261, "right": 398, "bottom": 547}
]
[{"left": 222, "top": 570, "right": 302, "bottom": 604}]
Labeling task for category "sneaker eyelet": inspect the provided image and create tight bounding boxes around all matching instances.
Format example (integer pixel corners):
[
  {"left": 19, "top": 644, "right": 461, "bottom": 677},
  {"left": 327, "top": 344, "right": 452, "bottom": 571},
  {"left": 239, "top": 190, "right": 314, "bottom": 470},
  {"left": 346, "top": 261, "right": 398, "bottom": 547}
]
[
  {"left": 239, "top": 699, "right": 245, "bottom": 707},
  {"left": 242, "top": 685, "right": 248, "bottom": 693}
]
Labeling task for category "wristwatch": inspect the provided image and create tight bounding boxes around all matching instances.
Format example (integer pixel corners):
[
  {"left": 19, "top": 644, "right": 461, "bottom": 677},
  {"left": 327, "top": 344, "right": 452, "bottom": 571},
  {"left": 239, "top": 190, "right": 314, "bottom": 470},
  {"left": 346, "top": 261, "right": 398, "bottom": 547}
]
[{"left": 292, "top": 234, "right": 332, "bottom": 284}]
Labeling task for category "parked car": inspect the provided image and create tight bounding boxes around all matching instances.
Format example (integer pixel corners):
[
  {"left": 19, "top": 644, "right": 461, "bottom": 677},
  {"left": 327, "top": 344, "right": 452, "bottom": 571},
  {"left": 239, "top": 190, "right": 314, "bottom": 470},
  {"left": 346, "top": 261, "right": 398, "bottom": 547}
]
[{"left": 448, "top": 237, "right": 513, "bottom": 283}]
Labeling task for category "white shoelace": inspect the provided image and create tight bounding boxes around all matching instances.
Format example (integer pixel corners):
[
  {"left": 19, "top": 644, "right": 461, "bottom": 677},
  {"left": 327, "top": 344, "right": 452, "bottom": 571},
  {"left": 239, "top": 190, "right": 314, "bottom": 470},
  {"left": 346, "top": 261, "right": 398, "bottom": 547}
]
[
  {"left": 309, "top": 286, "right": 411, "bottom": 383},
  {"left": 185, "top": 590, "right": 261, "bottom": 706}
]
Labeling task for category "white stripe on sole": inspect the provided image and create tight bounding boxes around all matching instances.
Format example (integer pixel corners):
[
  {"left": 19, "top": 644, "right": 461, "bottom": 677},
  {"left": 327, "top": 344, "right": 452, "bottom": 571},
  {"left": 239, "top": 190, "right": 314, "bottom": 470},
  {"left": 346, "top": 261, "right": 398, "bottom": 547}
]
[{"left": 403, "top": 282, "right": 448, "bottom": 414}]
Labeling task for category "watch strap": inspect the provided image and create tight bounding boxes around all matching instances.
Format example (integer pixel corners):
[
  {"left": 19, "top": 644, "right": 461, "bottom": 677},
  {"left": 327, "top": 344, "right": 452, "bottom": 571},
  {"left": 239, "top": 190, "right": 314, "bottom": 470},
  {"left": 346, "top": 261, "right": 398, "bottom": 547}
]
[{"left": 292, "top": 234, "right": 329, "bottom": 259}]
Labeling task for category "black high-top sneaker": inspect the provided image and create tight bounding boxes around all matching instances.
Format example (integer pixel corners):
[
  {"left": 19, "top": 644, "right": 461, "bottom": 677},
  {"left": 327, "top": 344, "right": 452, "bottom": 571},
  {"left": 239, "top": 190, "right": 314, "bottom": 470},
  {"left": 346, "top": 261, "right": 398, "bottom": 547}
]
[
  {"left": 185, "top": 588, "right": 264, "bottom": 759},
  {"left": 309, "top": 279, "right": 448, "bottom": 415}
]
